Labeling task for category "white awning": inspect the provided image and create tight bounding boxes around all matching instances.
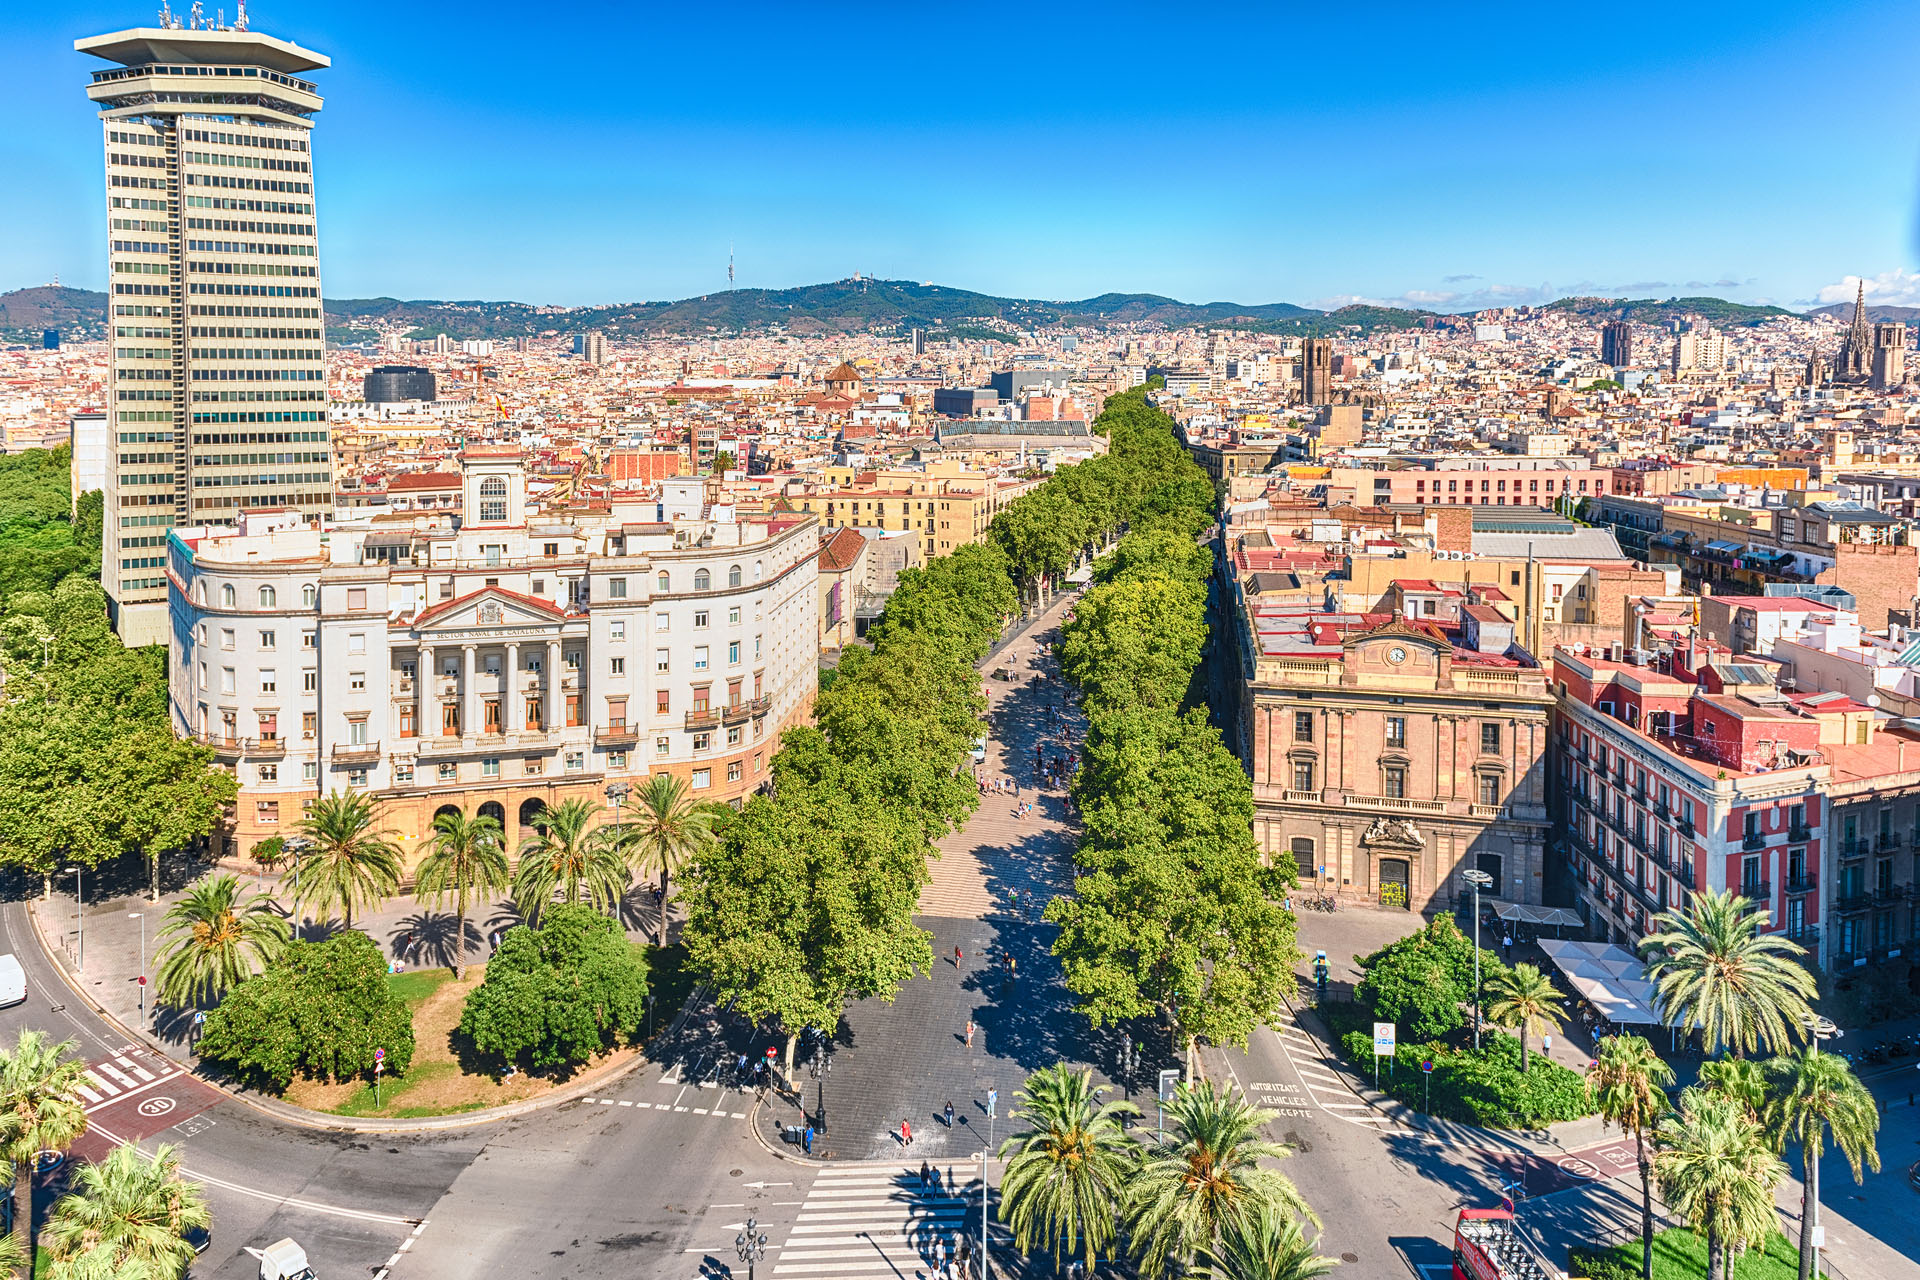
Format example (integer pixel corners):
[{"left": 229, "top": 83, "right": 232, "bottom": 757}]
[
  {"left": 1537, "top": 938, "right": 1668, "bottom": 1027},
  {"left": 1492, "top": 902, "right": 1584, "bottom": 930}
]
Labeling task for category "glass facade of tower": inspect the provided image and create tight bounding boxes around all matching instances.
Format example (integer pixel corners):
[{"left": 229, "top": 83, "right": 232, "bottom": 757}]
[{"left": 80, "top": 27, "right": 334, "bottom": 644}]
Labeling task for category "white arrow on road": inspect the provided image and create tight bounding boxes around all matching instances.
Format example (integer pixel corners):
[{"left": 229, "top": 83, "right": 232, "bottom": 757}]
[{"left": 743, "top": 1181, "right": 793, "bottom": 1189}]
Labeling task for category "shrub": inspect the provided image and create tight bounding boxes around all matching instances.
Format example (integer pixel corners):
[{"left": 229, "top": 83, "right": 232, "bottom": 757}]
[
  {"left": 458, "top": 906, "right": 650, "bottom": 1072},
  {"left": 197, "top": 929, "right": 414, "bottom": 1090},
  {"left": 1352, "top": 916, "right": 1504, "bottom": 1042},
  {"left": 1335, "top": 1026, "right": 1592, "bottom": 1129}
]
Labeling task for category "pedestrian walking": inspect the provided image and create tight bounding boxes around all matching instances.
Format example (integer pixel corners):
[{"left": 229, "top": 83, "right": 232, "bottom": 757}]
[
  {"left": 954, "top": 944, "right": 964, "bottom": 968},
  {"left": 901, "top": 1118, "right": 913, "bottom": 1146},
  {"left": 964, "top": 1020, "right": 975, "bottom": 1048},
  {"left": 920, "top": 1159, "right": 932, "bottom": 1190},
  {"left": 945, "top": 1100, "right": 956, "bottom": 1129},
  {"left": 1502, "top": 932, "right": 1513, "bottom": 962},
  {"left": 803, "top": 1124, "right": 814, "bottom": 1154}
]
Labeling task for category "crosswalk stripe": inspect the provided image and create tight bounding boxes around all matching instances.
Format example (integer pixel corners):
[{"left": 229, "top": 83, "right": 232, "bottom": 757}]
[
  {"left": 75, "top": 1083, "right": 102, "bottom": 1104},
  {"left": 96, "top": 1063, "right": 138, "bottom": 1090},
  {"left": 115, "top": 1056, "right": 156, "bottom": 1082}
]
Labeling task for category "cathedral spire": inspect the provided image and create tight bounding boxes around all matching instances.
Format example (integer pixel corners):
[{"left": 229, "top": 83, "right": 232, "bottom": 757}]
[{"left": 1836, "top": 276, "right": 1874, "bottom": 382}]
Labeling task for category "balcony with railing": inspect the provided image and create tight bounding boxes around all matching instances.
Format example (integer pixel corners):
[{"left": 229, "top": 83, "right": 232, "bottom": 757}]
[
  {"left": 684, "top": 708, "right": 721, "bottom": 732},
  {"left": 1782, "top": 923, "right": 1821, "bottom": 946},
  {"left": 1832, "top": 891, "right": 1872, "bottom": 914},
  {"left": 1788, "top": 824, "right": 1812, "bottom": 844},
  {"left": 1676, "top": 860, "right": 1696, "bottom": 889},
  {"left": 1741, "top": 830, "right": 1767, "bottom": 851},
  {"left": 1675, "top": 816, "right": 1695, "bottom": 838},
  {"left": 721, "top": 695, "right": 773, "bottom": 726},
  {"left": 1878, "top": 831, "right": 1905, "bottom": 852},
  {"left": 1874, "top": 884, "right": 1911, "bottom": 905},
  {"left": 251, "top": 735, "right": 286, "bottom": 758},
  {"left": 1736, "top": 880, "right": 1771, "bottom": 903},
  {"left": 1783, "top": 873, "right": 1818, "bottom": 895},
  {"left": 594, "top": 719, "right": 639, "bottom": 747},
  {"left": 194, "top": 732, "right": 243, "bottom": 759},
  {"left": 331, "top": 740, "right": 381, "bottom": 764},
  {"left": 1839, "top": 837, "right": 1871, "bottom": 858}
]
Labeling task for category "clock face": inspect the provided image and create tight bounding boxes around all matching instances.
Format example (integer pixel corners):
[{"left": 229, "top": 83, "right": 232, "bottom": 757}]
[{"left": 1388, "top": 646, "right": 1408, "bottom": 664}]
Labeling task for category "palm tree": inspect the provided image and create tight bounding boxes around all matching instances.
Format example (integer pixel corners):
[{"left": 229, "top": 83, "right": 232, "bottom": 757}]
[
  {"left": 1641, "top": 888, "right": 1816, "bottom": 1058},
  {"left": 512, "top": 796, "right": 629, "bottom": 921},
  {"left": 1122, "top": 1081, "right": 1318, "bottom": 1280},
  {"left": 1697, "top": 1058, "right": 1769, "bottom": 1121},
  {"left": 1587, "top": 1034, "right": 1674, "bottom": 1280},
  {"left": 43, "top": 1141, "right": 210, "bottom": 1280},
  {"left": 1204, "top": 1201, "right": 1339, "bottom": 1280},
  {"left": 1482, "top": 963, "right": 1565, "bottom": 1072},
  {"left": 413, "top": 809, "right": 510, "bottom": 976},
  {"left": 620, "top": 773, "right": 720, "bottom": 946},
  {"left": 1766, "top": 1047, "right": 1880, "bottom": 1280},
  {"left": 151, "top": 873, "right": 289, "bottom": 1009},
  {"left": 1655, "top": 1089, "right": 1786, "bottom": 1280},
  {"left": 288, "top": 791, "right": 403, "bottom": 930},
  {"left": 996, "top": 1063, "right": 1141, "bottom": 1270},
  {"left": 0, "top": 1030, "right": 91, "bottom": 1266},
  {"left": 0, "top": 1206, "right": 25, "bottom": 1280}
]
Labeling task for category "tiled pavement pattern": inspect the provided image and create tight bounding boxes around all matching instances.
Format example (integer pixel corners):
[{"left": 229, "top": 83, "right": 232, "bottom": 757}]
[
  {"left": 919, "top": 593, "right": 1085, "bottom": 922},
  {"left": 770, "top": 1162, "right": 1010, "bottom": 1280}
]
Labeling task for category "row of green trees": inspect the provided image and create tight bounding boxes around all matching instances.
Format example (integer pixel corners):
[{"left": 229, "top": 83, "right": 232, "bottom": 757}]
[
  {"left": 995, "top": 1065, "right": 1330, "bottom": 1280},
  {"left": 0, "top": 447, "right": 236, "bottom": 898},
  {"left": 678, "top": 385, "right": 1214, "bottom": 1068},
  {"left": 0, "top": 1029, "right": 210, "bottom": 1279},
  {"left": 155, "top": 775, "right": 720, "bottom": 1012},
  {"left": 1042, "top": 393, "right": 1302, "bottom": 1064}
]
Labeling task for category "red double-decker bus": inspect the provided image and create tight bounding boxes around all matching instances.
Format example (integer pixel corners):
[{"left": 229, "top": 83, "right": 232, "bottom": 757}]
[{"left": 1452, "top": 1208, "right": 1556, "bottom": 1280}]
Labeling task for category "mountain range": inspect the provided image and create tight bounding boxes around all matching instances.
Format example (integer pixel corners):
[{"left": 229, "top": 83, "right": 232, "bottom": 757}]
[{"left": 0, "top": 279, "right": 1853, "bottom": 347}]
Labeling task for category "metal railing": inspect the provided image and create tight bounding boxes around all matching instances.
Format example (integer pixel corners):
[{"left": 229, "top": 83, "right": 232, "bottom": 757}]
[
  {"left": 595, "top": 721, "right": 640, "bottom": 747},
  {"left": 330, "top": 740, "right": 380, "bottom": 763},
  {"left": 1783, "top": 874, "right": 1818, "bottom": 895}
]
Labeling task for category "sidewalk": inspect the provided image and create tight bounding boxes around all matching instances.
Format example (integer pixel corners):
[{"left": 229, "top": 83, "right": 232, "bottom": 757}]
[{"left": 920, "top": 585, "right": 1085, "bottom": 920}]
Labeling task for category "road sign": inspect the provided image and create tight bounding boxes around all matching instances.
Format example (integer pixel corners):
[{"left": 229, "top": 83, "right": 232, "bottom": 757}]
[
  {"left": 374, "top": 1047, "right": 385, "bottom": 1063},
  {"left": 1372, "top": 1023, "right": 1396, "bottom": 1056},
  {"left": 136, "top": 975, "right": 146, "bottom": 986},
  {"left": 1421, "top": 1059, "right": 1434, "bottom": 1073},
  {"left": 1158, "top": 1068, "right": 1181, "bottom": 1101}
]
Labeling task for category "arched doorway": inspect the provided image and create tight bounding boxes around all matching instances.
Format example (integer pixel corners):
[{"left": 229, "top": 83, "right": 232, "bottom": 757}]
[
  {"left": 518, "top": 797, "right": 547, "bottom": 833},
  {"left": 1378, "top": 858, "right": 1410, "bottom": 909},
  {"left": 478, "top": 800, "right": 506, "bottom": 827},
  {"left": 432, "top": 803, "right": 463, "bottom": 825}
]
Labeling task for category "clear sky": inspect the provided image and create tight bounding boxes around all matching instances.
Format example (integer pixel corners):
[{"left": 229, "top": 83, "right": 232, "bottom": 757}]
[{"left": 7, "top": 0, "right": 1919, "bottom": 312}]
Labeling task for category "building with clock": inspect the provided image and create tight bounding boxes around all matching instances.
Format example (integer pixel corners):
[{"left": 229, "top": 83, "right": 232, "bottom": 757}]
[{"left": 1226, "top": 586, "right": 1555, "bottom": 912}]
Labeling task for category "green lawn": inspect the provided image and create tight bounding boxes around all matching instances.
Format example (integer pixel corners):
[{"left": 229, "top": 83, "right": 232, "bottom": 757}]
[
  {"left": 387, "top": 968, "right": 457, "bottom": 1007},
  {"left": 1575, "top": 1228, "right": 1822, "bottom": 1280}
]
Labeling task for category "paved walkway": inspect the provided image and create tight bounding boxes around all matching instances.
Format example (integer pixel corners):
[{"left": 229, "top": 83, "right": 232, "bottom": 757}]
[{"left": 919, "top": 590, "right": 1084, "bottom": 922}]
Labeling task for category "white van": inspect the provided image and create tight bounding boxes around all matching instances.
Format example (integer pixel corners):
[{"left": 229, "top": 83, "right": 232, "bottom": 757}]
[{"left": 0, "top": 955, "right": 24, "bottom": 1009}]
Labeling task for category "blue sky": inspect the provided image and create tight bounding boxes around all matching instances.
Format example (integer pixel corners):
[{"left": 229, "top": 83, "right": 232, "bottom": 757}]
[{"left": 7, "top": 1, "right": 1920, "bottom": 311}]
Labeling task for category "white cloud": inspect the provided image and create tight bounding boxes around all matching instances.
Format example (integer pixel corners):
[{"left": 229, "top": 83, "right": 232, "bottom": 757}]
[{"left": 1815, "top": 270, "right": 1920, "bottom": 307}]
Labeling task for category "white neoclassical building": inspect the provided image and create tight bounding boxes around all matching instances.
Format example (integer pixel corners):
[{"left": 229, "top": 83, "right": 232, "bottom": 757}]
[{"left": 166, "top": 450, "right": 819, "bottom": 862}]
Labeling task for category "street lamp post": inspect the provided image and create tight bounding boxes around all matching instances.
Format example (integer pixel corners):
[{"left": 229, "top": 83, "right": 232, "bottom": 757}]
[
  {"left": 63, "top": 866, "right": 82, "bottom": 972},
  {"left": 604, "top": 781, "right": 630, "bottom": 837},
  {"left": 1804, "top": 1016, "right": 1841, "bottom": 1279},
  {"left": 1463, "top": 869, "right": 1492, "bottom": 1053},
  {"left": 734, "top": 1217, "right": 767, "bottom": 1280},
  {"left": 129, "top": 912, "right": 146, "bottom": 1024}
]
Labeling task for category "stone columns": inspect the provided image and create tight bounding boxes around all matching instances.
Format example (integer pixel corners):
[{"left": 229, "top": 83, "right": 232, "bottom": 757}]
[
  {"left": 505, "top": 642, "right": 520, "bottom": 733},
  {"left": 417, "top": 644, "right": 433, "bottom": 737},
  {"left": 462, "top": 643, "right": 478, "bottom": 738}
]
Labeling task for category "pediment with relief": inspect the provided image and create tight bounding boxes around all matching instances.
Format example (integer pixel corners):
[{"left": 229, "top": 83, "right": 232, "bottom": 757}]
[{"left": 411, "top": 587, "right": 564, "bottom": 635}]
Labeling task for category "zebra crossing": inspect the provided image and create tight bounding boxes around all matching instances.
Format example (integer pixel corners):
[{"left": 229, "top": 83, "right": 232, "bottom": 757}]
[
  {"left": 75, "top": 1050, "right": 170, "bottom": 1109},
  {"left": 1271, "top": 1010, "right": 1394, "bottom": 1130},
  {"left": 772, "top": 1162, "right": 1011, "bottom": 1279}
]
